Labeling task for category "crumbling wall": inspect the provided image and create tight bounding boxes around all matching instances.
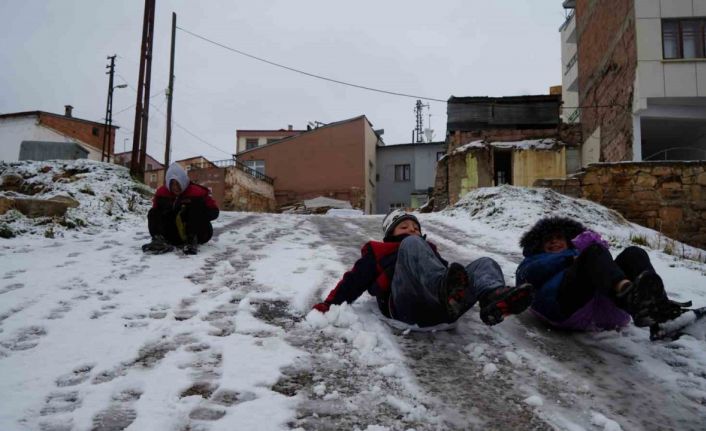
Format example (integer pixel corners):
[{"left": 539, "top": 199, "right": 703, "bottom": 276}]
[
  {"left": 222, "top": 167, "right": 276, "bottom": 212},
  {"left": 536, "top": 162, "right": 706, "bottom": 249}
]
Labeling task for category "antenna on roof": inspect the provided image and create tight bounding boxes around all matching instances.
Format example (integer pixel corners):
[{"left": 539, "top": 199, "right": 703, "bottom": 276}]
[{"left": 413, "top": 99, "right": 430, "bottom": 143}]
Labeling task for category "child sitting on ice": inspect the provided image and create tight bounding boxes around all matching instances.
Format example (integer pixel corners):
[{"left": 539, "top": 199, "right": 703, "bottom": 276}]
[
  {"left": 516, "top": 216, "right": 689, "bottom": 332},
  {"left": 313, "top": 210, "right": 534, "bottom": 327}
]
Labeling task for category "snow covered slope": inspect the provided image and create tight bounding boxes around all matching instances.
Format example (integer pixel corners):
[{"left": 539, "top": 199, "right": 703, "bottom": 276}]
[
  {"left": 0, "top": 160, "right": 152, "bottom": 238},
  {"left": 1, "top": 165, "right": 705, "bottom": 430}
]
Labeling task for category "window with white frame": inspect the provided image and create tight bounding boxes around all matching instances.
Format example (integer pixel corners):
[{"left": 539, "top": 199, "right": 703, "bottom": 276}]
[
  {"left": 662, "top": 19, "right": 706, "bottom": 59},
  {"left": 394, "top": 164, "right": 411, "bottom": 182},
  {"left": 389, "top": 202, "right": 406, "bottom": 211},
  {"left": 244, "top": 160, "right": 265, "bottom": 175}
]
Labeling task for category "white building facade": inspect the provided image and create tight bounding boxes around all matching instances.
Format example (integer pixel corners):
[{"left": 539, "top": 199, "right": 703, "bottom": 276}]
[{"left": 634, "top": 0, "right": 706, "bottom": 160}]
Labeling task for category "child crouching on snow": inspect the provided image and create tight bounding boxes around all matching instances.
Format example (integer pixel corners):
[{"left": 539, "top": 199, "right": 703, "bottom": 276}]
[{"left": 312, "top": 210, "right": 534, "bottom": 327}]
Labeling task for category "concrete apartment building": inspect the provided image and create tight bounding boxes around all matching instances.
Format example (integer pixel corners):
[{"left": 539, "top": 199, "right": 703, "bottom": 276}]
[
  {"left": 0, "top": 106, "right": 118, "bottom": 161},
  {"left": 235, "top": 126, "right": 304, "bottom": 153},
  {"left": 561, "top": 0, "right": 706, "bottom": 164},
  {"left": 376, "top": 141, "right": 446, "bottom": 213},
  {"left": 236, "top": 115, "right": 382, "bottom": 213}
]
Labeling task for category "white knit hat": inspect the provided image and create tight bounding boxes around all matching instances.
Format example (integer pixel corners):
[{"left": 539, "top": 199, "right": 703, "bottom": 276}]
[{"left": 382, "top": 209, "right": 421, "bottom": 238}]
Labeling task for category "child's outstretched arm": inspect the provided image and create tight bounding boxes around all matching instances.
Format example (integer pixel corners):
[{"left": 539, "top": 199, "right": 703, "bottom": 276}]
[{"left": 313, "top": 244, "right": 378, "bottom": 312}]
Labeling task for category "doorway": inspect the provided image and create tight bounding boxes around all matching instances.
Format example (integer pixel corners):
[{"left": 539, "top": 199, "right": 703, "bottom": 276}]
[{"left": 493, "top": 150, "right": 512, "bottom": 185}]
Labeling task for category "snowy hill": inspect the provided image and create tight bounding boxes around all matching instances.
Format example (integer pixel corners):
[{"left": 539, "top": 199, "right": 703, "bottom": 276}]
[
  {"left": 1, "top": 164, "right": 705, "bottom": 430},
  {"left": 0, "top": 160, "right": 152, "bottom": 238}
]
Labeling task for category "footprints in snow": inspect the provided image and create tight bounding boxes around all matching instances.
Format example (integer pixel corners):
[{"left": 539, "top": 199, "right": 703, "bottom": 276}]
[
  {"left": 1, "top": 325, "right": 47, "bottom": 351},
  {"left": 91, "top": 389, "right": 142, "bottom": 431},
  {"left": 55, "top": 363, "right": 95, "bottom": 387},
  {"left": 0, "top": 282, "right": 24, "bottom": 294}
]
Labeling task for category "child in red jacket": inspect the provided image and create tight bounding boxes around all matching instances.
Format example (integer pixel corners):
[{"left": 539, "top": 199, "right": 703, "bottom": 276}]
[
  {"left": 313, "top": 210, "right": 533, "bottom": 327},
  {"left": 142, "top": 163, "right": 219, "bottom": 255}
]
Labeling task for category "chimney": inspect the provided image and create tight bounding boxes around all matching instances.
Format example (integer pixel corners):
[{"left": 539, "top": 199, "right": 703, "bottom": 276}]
[
  {"left": 288, "top": 124, "right": 293, "bottom": 131},
  {"left": 64, "top": 105, "right": 74, "bottom": 117}
]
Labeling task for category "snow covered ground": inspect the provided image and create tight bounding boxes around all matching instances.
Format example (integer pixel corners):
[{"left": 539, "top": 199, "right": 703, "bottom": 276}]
[{"left": 1, "top": 163, "right": 706, "bottom": 431}]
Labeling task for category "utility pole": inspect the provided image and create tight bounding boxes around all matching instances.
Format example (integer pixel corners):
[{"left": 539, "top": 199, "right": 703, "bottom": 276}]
[
  {"left": 130, "top": 0, "right": 156, "bottom": 179},
  {"left": 164, "top": 12, "right": 176, "bottom": 168},
  {"left": 102, "top": 55, "right": 116, "bottom": 163}
]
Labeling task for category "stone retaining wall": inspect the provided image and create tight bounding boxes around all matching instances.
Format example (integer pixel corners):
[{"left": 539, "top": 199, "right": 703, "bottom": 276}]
[{"left": 535, "top": 162, "right": 706, "bottom": 248}]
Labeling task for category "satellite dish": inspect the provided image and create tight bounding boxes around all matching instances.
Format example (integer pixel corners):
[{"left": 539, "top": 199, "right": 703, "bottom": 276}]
[{"left": 423, "top": 128, "right": 434, "bottom": 142}]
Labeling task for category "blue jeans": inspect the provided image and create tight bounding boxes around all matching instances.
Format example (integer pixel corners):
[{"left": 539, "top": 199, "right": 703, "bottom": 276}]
[{"left": 390, "top": 235, "right": 505, "bottom": 326}]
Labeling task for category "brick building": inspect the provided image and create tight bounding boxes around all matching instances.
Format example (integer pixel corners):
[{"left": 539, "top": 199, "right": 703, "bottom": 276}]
[
  {"left": 562, "top": 0, "right": 706, "bottom": 164},
  {"left": 434, "top": 94, "right": 582, "bottom": 207},
  {"left": 236, "top": 115, "right": 382, "bottom": 213},
  {"left": 114, "top": 151, "right": 165, "bottom": 189},
  {"left": 0, "top": 106, "right": 118, "bottom": 161}
]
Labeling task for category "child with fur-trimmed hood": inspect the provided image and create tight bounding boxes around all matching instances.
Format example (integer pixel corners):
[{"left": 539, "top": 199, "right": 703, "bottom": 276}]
[
  {"left": 313, "top": 210, "right": 534, "bottom": 327},
  {"left": 516, "top": 216, "right": 687, "bottom": 331}
]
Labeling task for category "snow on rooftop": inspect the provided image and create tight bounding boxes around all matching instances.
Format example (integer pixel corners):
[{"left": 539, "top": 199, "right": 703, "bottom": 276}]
[{"left": 450, "top": 138, "right": 566, "bottom": 157}]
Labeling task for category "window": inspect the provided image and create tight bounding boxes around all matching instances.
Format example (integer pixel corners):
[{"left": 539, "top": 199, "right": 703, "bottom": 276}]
[
  {"left": 662, "top": 19, "right": 706, "bottom": 59},
  {"left": 266, "top": 138, "right": 280, "bottom": 145},
  {"left": 389, "top": 202, "right": 406, "bottom": 211},
  {"left": 92, "top": 127, "right": 100, "bottom": 136},
  {"left": 150, "top": 174, "right": 157, "bottom": 182},
  {"left": 436, "top": 151, "right": 446, "bottom": 161},
  {"left": 244, "top": 160, "right": 265, "bottom": 175},
  {"left": 245, "top": 138, "right": 259, "bottom": 150},
  {"left": 147, "top": 163, "right": 153, "bottom": 171},
  {"left": 394, "top": 164, "right": 411, "bottom": 182}
]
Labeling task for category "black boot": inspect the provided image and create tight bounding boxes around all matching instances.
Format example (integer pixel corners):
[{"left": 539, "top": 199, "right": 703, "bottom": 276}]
[
  {"left": 617, "top": 270, "right": 687, "bottom": 327},
  {"left": 142, "top": 235, "right": 174, "bottom": 254},
  {"left": 479, "top": 283, "right": 534, "bottom": 326},
  {"left": 183, "top": 235, "right": 199, "bottom": 255},
  {"left": 439, "top": 263, "right": 471, "bottom": 321}
]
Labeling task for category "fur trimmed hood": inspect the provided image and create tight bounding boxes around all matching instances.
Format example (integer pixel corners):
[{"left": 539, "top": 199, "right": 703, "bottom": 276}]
[{"left": 519, "top": 216, "right": 586, "bottom": 257}]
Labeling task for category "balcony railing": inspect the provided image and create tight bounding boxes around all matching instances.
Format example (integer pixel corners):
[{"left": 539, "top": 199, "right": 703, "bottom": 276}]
[
  {"left": 187, "top": 159, "right": 274, "bottom": 184},
  {"left": 564, "top": 52, "right": 578, "bottom": 76}
]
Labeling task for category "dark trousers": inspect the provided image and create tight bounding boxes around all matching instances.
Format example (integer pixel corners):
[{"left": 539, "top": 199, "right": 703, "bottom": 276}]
[
  {"left": 557, "top": 245, "right": 654, "bottom": 317},
  {"left": 147, "top": 203, "right": 213, "bottom": 245}
]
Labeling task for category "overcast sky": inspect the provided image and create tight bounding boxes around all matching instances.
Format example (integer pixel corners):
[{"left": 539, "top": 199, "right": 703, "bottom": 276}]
[{"left": 0, "top": 1, "right": 570, "bottom": 163}]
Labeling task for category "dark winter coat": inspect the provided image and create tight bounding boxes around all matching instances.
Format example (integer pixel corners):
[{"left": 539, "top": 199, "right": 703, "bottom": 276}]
[
  {"left": 152, "top": 183, "right": 219, "bottom": 221},
  {"left": 516, "top": 217, "right": 630, "bottom": 330},
  {"left": 516, "top": 217, "right": 584, "bottom": 323},
  {"left": 318, "top": 235, "right": 447, "bottom": 318}
]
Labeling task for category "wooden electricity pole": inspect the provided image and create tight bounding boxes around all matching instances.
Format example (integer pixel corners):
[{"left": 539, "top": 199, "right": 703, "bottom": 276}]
[
  {"left": 164, "top": 12, "right": 176, "bottom": 168},
  {"left": 130, "top": 0, "right": 156, "bottom": 178}
]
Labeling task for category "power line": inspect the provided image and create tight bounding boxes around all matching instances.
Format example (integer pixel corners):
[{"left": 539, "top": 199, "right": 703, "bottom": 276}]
[
  {"left": 176, "top": 26, "right": 631, "bottom": 112},
  {"left": 176, "top": 26, "right": 448, "bottom": 103},
  {"left": 149, "top": 102, "right": 232, "bottom": 156}
]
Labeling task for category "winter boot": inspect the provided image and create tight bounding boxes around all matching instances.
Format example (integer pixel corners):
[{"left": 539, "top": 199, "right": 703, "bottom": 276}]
[
  {"left": 142, "top": 235, "right": 174, "bottom": 254},
  {"left": 439, "top": 263, "right": 471, "bottom": 321},
  {"left": 479, "top": 283, "right": 534, "bottom": 326},
  {"left": 182, "top": 235, "right": 199, "bottom": 255},
  {"left": 617, "top": 270, "right": 690, "bottom": 327}
]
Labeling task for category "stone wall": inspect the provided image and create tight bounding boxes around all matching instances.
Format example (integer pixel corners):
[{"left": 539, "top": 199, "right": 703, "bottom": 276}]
[
  {"left": 535, "top": 162, "right": 706, "bottom": 249},
  {"left": 222, "top": 167, "right": 276, "bottom": 212}
]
